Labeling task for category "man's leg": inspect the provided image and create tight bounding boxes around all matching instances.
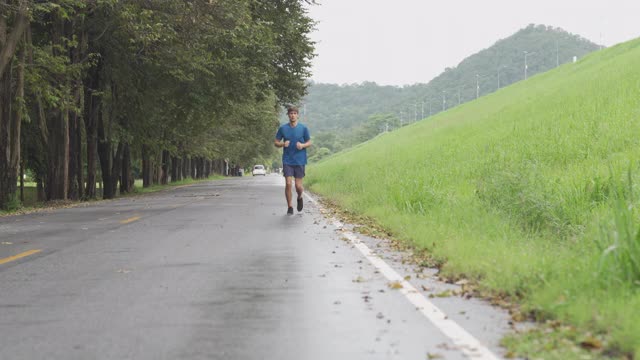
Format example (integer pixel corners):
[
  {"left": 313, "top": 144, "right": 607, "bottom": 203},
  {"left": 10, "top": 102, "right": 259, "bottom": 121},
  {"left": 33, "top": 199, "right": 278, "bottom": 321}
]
[
  {"left": 285, "top": 176, "right": 293, "bottom": 208},
  {"left": 283, "top": 165, "right": 295, "bottom": 214},
  {"left": 295, "top": 177, "right": 304, "bottom": 211},
  {"left": 284, "top": 176, "right": 293, "bottom": 214}
]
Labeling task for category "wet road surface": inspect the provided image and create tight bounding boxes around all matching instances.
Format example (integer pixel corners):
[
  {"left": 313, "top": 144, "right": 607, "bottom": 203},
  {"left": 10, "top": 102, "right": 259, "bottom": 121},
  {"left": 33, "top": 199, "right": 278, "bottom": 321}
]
[{"left": 0, "top": 175, "right": 515, "bottom": 359}]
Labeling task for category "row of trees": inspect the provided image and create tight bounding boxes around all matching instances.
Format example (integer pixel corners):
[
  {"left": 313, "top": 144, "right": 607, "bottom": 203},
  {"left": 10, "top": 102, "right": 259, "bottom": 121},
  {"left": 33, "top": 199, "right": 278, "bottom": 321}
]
[{"left": 0, "top": 0, "right": 315, "bottom": 209}]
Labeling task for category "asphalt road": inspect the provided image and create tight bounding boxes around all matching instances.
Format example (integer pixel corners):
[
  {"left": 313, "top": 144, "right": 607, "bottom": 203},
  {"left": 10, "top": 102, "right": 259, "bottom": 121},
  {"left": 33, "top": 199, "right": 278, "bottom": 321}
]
[{"left": 0, "top": 175, "right": 515, "bottom": 360}]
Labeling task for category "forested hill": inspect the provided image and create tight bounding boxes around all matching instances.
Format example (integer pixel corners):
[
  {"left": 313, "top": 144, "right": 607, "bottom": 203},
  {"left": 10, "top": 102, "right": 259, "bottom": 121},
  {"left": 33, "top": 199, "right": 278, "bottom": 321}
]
[{"left": 303, "top": 24, "right": 600, "bottom": 159}]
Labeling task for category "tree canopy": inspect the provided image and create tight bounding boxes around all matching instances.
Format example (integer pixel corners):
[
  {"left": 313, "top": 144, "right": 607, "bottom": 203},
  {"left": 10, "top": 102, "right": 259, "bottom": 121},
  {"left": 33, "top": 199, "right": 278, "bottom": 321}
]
[{"left": 0, "top": 0, "right": 315, "bottom": 209}]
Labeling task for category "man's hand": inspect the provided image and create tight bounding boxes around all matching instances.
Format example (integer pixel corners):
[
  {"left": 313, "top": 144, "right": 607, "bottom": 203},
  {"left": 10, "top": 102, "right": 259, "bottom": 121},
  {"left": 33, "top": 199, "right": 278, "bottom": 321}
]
[
  {"left": 296, "top": 142, "right": 304, "bottom": 150},
  {"left": 284, "top": 140, "right": 290, "bottom": 148}
]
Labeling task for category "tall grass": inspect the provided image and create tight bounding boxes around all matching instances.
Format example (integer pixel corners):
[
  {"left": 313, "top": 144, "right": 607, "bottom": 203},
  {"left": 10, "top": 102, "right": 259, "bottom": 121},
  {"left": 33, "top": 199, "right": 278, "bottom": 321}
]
[
  {"left": 308, "top": 38, "right": 640, "bottom": 356},
  {"left": 596, "top": 169, "right": 640, "bottom": 288}
]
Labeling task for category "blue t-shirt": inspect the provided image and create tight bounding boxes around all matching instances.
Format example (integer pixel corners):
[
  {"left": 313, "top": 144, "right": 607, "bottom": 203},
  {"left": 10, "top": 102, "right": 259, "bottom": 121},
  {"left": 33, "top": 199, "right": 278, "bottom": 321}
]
[{"left": 275, "top": 122, "right": 310, "bottom": 166}]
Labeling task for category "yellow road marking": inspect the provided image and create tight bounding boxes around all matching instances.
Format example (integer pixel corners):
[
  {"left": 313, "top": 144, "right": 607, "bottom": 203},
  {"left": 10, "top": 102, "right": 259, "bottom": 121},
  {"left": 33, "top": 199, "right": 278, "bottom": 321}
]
[
  {"left": 120, "top": 216, "right": 141, "bottom": 224},
  {"left": 0, "top": 249, "right": 42, "bottom": 265}
]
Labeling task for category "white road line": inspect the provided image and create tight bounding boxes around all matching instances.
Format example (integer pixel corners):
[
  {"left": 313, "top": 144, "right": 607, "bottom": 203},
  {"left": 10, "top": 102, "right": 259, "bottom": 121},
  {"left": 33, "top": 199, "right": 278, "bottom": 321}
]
[{"left": 304, "top": 192, "right": 501, "bottom": 360}]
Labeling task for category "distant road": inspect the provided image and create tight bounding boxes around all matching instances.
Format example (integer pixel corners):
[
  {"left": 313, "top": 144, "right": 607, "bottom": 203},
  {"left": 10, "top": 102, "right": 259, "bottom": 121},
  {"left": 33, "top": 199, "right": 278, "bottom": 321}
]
[{"left": 0, "top": 175, "right": 512, "bottom": 360}]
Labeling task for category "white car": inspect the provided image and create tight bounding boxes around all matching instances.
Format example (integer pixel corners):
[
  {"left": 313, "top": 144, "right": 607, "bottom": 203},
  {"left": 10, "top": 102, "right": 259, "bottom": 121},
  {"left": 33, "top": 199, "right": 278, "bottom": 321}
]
[{"left": 252, "top": 165, "right": 266, "bottom": 176}]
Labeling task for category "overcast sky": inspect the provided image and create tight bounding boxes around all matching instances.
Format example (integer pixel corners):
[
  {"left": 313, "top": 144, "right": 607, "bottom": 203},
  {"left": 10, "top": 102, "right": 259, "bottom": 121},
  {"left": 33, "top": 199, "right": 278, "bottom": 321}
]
[{"left": 306, "top": 0, "right": 640, "bottom": 86}]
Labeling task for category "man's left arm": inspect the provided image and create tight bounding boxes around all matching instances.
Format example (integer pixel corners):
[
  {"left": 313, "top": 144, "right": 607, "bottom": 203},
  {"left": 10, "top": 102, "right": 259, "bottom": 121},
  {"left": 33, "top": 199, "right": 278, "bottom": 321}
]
[{"left": 297, "top": 128, "right": 312, "bottom": 149}]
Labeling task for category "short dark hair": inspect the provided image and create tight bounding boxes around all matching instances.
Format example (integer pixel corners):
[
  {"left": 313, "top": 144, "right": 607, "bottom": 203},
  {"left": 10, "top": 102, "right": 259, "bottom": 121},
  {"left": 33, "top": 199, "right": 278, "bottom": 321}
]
[{"left": 287, "top": 106, "right": 299, "bottom": 114}]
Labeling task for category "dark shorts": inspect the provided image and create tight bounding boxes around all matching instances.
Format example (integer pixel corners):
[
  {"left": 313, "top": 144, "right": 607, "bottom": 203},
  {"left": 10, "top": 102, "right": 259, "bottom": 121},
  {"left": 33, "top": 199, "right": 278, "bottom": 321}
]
[{"left": 283, "top": 164, "right": 305, "bottom": 178}]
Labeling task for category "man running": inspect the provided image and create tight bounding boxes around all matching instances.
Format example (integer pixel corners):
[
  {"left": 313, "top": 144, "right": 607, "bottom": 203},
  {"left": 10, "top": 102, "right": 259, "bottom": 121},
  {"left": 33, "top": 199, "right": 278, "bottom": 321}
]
[{"left": 274, "top": 106, "right": 312, "bottom": 215}]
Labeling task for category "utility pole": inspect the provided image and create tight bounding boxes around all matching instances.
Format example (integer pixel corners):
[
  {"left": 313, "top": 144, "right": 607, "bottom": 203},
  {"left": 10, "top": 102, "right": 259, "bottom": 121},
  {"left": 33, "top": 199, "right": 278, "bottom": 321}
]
[
  {"left": 429, "top": 100, "right": 432, "bottom": 117},
  {"left": 421, "top": 100, "right": 424, "bottom": 120},
  {"left": 442, "top": 91, "right": 446, "bottom": 112},
  {"left": 556, "top": 38, "right": 559, "bottom": 67},
  {"left": 476, "top": 74, "right": 479, "bottom": 99},
  {"left": 524, "top": 51, "right": 535, "bottom": 80},
  {"left": 414, "top": 102, "right": 417, "bottom": 122},
  {"left": 599, "top": 32, "right": 603, "bottom": 50}
]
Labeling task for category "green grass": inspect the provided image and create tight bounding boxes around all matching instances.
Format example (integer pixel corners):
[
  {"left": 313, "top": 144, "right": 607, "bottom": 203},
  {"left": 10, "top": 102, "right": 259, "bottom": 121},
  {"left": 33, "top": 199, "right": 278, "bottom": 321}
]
[{"left": 308, "top": 38, "right": 640, "bottom": 358}]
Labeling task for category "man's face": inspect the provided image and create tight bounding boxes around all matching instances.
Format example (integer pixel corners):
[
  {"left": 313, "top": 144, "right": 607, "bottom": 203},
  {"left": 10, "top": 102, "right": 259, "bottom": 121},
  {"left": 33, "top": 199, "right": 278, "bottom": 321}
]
[{"left": 288, "top": 111, "right": 299, "bottom": 123}]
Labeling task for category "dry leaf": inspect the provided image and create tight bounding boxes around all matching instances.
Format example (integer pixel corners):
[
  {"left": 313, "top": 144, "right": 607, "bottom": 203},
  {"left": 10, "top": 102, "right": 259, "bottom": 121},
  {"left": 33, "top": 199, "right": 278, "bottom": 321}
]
[
  {"left": 435, "top": 290, "right": 453, "bottom": 298},
  {"left": 580, "top": 337, "right": 602, "bottom": 350},
  {"left": 388, "top": 281, "right": 403, "bottom": 289}
]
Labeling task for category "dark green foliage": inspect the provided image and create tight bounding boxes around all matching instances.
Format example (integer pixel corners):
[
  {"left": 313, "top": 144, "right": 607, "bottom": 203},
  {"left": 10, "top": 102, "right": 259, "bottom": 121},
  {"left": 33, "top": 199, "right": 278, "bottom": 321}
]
[{"left": 2, "top": 0, "right": 315, "bottom": 208}]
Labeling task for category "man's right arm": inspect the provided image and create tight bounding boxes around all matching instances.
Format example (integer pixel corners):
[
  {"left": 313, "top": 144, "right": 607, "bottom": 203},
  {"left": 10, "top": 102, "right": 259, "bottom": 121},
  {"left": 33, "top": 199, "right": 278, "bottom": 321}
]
[{"left": 274, "top": 127, "right": 284, "bottom": 147}]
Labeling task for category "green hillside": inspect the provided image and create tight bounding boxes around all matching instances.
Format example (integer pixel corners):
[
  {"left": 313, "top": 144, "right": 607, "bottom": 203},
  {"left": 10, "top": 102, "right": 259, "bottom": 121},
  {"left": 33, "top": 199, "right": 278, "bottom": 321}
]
[
  {"left": 303, "top": 25, "right": 600, "bottom": 161},
  {"left": 307, "top": 38, "right": 640, "bottom": 358}
]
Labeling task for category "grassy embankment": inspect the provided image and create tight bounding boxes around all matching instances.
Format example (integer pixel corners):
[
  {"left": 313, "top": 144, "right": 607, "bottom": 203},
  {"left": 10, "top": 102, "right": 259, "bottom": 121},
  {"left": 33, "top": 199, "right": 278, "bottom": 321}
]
[{"left": 307, "top": 38, "right": 640, "bottom": 358}]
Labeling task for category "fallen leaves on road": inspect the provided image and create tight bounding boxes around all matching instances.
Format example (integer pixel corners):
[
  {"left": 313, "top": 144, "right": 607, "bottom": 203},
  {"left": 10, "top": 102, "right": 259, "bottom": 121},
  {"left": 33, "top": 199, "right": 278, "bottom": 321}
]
[
  {"left": 388, "top": 281, "right": 403, "bottom": 289},
  {"left": 433, "top": 290, "right": 454, "bottom": 298}
]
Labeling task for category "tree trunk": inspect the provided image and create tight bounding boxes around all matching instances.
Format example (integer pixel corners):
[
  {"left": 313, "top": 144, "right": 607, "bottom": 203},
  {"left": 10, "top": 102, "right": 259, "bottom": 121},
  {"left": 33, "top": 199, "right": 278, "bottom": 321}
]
[
  {"left": 12, "top": 33, "right": 24, "bottom": 202},
  {"left": 204, "top": 159, "right": 211, "bottom": 178},
  {"left": 46, "top": 106, "right": 70, "bottom": 201},
  {"left": 0, "top": 13, "right": 25, "bottom": 209},
  {"left": 142, "top": 144, "right": 152, "bottom": 188},
  {"left": 171, "top": 155, "right": 183, "bottom": 182},
  {"left": 182, "top": 155, "right": 189, "bottom": 180},
  {"left": 110, "top": 141, "right": 124, "bottom": 197},
  {"left": 0, "top": 1, "right": 29, "bottom": 79},
  {"left": 82, "top": 28, "right": 99, "bottom": 199},
  {"left": 171, "top": 155, "right": 178, "bottom": 182},
  {"left": 46, "top": 14, "right": 69, "bottom": 201},
  {"left": 36, "top": 181, "right": 44, "bottom": 201},
  {"left": 120, "top": 143, "right": 132, "bottom": 194},
  {"left": 84, "top": 84, "right": 99, "bottom": 198},
  {"left": 68, "top": 18, "right": 83, "bottom": 201},
  {"left": 97, "top": 111, "right": 113, "bottom": 198},
  {"left": 190, "top": 157, "right": 196, "bottom": 179},
  {"left": 19, "top": 155, "right": 24, "bottom": 203},
  {"left": 154, "top": 166, "right": 160, "bottom": 184},
  {"left": 22, "top": 25, "right": 48, "bottom": 202},
  {"left": 68, "top": 100, "right": 81, "bottom": 200},
  {"left": 161, "top": 150, "right": 169, "bottom": 185},
  {"left": 97, "top": 139, "right": 124, "bottom": 200},
  {"left": 198, "top": 157, "right": 205, "bottom": 179},
  {"left": 0, "top": 60, "right": 16, "bottom": 208}
]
